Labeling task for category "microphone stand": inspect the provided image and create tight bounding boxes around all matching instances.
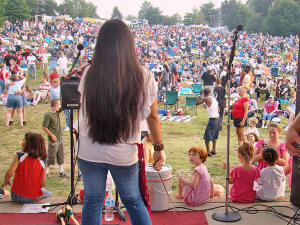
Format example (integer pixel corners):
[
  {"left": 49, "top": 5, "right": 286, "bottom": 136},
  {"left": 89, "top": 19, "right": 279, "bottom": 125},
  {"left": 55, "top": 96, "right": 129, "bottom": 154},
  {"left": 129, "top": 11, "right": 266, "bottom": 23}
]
[
  {"left": 42, "top": 47, "right": 84, "bottom": 225},
  {"left": 212, "top": 25, "right": 242, "bottom": 222}
]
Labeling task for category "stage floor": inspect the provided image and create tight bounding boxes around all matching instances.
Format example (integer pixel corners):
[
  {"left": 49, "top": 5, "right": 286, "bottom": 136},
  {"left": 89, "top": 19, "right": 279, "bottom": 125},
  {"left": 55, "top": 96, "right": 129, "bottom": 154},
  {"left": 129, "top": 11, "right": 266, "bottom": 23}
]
[{"left": 0, "top": 196, "right": 296, "bottom": 225}]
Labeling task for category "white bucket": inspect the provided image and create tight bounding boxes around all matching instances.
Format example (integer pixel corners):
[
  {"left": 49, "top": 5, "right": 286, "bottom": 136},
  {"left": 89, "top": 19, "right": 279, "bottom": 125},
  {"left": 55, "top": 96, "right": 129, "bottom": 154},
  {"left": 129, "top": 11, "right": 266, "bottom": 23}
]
[{"left": 146, "top": 164, "right": 172, "bottom": 211}]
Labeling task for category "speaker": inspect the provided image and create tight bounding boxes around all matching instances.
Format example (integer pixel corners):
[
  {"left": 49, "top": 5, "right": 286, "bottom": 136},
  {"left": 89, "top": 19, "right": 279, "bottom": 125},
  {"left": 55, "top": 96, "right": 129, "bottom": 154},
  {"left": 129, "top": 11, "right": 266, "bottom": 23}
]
[
  {"left": 291, "top": 156, "right": 300, "bottom": 207},
  {"left": 60, "top": 77, "right": 81, "bottom": 109}
]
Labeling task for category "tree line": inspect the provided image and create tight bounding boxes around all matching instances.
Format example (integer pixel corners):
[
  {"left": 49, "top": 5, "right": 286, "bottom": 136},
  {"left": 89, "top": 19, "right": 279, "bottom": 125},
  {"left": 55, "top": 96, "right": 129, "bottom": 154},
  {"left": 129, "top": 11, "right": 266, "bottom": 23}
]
[
  {"left": 0, "top": 0, "right": 98, "bottom": 23},
  {"left": 129, "top": 0, "right": 300, "bottom": 36},
  {"left": 1, "top": 0, "right": 300, "bottom": 36}
]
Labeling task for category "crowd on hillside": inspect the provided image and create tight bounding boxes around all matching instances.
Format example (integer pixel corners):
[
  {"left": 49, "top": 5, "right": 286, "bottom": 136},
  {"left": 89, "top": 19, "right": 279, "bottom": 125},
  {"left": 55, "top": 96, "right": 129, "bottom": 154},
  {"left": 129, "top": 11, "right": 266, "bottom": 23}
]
[{"left": 0, "top": 18, "right": 298, "bottom": 207}]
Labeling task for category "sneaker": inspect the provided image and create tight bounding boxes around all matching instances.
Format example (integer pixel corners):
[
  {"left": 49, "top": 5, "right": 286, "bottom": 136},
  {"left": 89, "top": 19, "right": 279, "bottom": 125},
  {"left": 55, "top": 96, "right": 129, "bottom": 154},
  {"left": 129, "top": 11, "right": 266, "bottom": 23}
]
[
  {"left": 23, "top": 121, "right": 27, "bottom": 126},
  {"left": 211, "top": 151, "right": 216, "bottom": 155},
  {"left": 64, "top": 126, "right": 70, "bottom": 131},
  {"left": 59, "top": 172, "right": 69, "bottom": 178},
  {"left": 9, "top": 121, "right": 13, "bottom": 126}
]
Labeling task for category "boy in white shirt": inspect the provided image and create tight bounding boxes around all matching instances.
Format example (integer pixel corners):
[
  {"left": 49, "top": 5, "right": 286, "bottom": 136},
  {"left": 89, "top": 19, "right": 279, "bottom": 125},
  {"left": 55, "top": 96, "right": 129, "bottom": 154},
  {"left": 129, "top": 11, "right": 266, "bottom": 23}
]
[{"left": 256, "top": 147, "right": 285, "bottom": 201}]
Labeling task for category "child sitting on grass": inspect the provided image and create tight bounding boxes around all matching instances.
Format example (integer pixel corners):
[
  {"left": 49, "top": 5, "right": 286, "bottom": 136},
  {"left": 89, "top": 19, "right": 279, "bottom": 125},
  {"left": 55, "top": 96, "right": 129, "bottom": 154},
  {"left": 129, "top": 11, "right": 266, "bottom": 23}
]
[
  {"left": 175, "top": 146, "right": 223, "bottom": 206},
  {"left": 1, "top": 132, "right": 52, "bottom": 203},
  {"left": 255, "top": 146, "right": 285, "bottom": 201},
  {"left": 226, "top": 142, "right": 260, "bottom": 203}
]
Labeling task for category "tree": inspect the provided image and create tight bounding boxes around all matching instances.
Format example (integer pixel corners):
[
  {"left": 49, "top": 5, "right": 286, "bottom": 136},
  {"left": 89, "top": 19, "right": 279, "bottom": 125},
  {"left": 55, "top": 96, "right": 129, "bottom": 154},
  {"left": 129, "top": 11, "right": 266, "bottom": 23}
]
[
  {"left": 0, "top": 0, "right": 7, "bottom": 26},
  {"left": 126, "top": 14, "right": 137, "bottom": 22},
  {"left": 221, "top": 0, "right": 253, "bottom": 30},
  {"left": 138, "top": 1, "right": 162, "bottom": 24},
  {"left": 5, "top": 0, "right": 30, "bottom": 21},
  {"left": 247, "top": 0, "right": 275, "bottom": 16},
  {"left": 263, "top": 0, "right": 300, "bottom": 36},
  {"left": 200, "top": 2, "right": 216, "bottom": 26},
  {"left": 26, "top": 0, "right": 57, "bottom": 16},
  {"left": 244, "top": 13, "right": 263, "bottom": 33},
  {"left": 183, "top": 8, "right": 206, "bottom": 25},
  {"left": 58, "top": 0, "right": 98, "bottom": 18},
  {"left": 111, "top": 6, "right": 122, "bottom": 20}
]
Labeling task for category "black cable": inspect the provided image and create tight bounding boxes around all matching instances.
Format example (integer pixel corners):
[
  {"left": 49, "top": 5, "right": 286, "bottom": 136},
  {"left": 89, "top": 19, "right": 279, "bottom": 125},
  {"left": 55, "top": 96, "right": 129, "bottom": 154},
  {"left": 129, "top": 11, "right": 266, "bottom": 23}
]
[
  {"left": 0, "top": 201, "right": 13, "bottom": 204},
  {"left": 163, "top": 205, "right": 225, "bottom": 212}
]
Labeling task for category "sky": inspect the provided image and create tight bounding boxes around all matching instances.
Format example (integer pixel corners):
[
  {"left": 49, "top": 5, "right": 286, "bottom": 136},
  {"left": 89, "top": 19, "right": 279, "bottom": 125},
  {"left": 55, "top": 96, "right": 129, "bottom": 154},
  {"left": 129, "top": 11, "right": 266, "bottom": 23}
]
[{"left": 56, "top": 0, "right": 248, "bottom": 19}]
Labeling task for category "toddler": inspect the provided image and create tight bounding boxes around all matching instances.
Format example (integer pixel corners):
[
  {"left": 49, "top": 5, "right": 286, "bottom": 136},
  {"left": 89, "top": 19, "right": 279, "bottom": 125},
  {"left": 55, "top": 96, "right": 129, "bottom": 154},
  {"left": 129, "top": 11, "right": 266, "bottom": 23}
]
[
  {"left": 175, "top": 146, "right": 216, "bottom": 206},
  {"left": 245, "top": 117, "right": 259, "bottom": 137},
  {"left": 247, "top": 132, "right": 259, "bottom": 147},
  {"left": 228, "top": 142, "right": 260, "bottom": 203},
  {"left": 256, "top": 146, "right": 285, "bottom": 201}
]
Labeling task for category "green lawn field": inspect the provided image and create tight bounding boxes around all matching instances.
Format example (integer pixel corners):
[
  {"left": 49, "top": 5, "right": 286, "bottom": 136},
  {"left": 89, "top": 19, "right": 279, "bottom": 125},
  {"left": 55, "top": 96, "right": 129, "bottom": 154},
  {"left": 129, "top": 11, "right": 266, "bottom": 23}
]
[{"left": 0, "top": 63, "right": 290, "bottom": 198}]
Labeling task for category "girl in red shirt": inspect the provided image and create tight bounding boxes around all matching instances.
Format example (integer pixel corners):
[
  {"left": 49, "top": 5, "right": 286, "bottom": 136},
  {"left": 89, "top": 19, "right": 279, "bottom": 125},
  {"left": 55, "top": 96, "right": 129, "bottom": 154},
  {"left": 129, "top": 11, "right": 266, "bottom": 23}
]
[{"left": 1, "top": 132, "right": 52, "bottom": 203}]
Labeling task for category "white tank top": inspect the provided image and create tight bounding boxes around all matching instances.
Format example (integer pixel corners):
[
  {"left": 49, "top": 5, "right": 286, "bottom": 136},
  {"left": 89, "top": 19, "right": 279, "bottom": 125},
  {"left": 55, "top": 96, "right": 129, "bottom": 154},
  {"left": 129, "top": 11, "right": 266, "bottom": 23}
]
[{"left": 206, "top": 96, "right": 219, "bottom": 118}]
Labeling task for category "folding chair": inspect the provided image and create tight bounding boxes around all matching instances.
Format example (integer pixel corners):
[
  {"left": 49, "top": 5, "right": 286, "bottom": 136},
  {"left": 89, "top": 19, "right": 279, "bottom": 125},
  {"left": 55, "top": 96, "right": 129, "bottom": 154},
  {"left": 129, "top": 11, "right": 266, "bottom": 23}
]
[
  {"left": 184, "top": 96, "right": 197, "bottom": 116},
  {"left": 192, "top": 83, "right": 202, "bottom": 95},
  {"left": 163, "top": 90, "right": 178, "bottom": 112}
]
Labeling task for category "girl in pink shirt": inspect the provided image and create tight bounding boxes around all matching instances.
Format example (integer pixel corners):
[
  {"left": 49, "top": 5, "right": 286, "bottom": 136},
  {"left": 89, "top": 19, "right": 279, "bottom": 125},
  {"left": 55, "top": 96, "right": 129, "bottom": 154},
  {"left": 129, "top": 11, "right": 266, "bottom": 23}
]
[
  {"left": 175, "top": 146, "right": 214, "bottom": 206},
  {"left": 228, "top": 142, "right": 260, "bottom": 203}
]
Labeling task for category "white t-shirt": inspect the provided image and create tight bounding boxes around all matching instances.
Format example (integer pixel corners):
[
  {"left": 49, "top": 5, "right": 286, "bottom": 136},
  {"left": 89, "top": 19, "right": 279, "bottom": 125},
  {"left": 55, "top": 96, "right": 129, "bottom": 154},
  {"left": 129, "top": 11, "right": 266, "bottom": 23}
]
[
  {"left": 57, "top": 56, "right": 68, "bottom": 69},
  {"left": 77, "top": 66, "right": 157, "bottom": 166},
  {"left": 256, "top": 165, "right": 285, "bottom": 201},
  {"left": 27, "top": 55, "right": 36, "bottom": 65},
  {"left": 7, "top": 79, "right": 25, "bottom": 95}
]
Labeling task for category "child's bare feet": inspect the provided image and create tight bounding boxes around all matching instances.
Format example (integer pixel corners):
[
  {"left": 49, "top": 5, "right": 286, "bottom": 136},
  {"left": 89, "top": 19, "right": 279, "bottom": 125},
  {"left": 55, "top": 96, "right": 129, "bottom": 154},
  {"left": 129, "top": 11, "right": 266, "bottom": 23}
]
[{"left": 174, "top": 193, "right": 184, "bottom": 199}]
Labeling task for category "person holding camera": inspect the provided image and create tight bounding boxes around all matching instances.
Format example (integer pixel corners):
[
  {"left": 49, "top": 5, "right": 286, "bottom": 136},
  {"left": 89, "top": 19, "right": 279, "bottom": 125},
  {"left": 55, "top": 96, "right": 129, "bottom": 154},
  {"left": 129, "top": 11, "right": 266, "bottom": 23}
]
[{"left": 253, "top": 123, "right": 290, "bottom": 196}]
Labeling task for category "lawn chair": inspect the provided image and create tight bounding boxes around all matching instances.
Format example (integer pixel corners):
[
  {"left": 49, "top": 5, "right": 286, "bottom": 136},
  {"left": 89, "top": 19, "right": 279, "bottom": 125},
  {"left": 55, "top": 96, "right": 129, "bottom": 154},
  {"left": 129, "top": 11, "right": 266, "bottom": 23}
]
[
  {"left": 184, "top": 96, "right": 197, "bottom": 116},
  {"left": 163, "top": 90, "right": 178, "bottom": 112},
  {"left": 192, "top": 84, "right": 202, "bottom": 95}
]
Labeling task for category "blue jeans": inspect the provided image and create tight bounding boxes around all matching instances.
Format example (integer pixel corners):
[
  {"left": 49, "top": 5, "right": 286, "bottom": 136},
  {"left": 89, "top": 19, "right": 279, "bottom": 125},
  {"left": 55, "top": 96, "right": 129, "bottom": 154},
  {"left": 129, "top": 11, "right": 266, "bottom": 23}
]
[
  {"left": 64, "top": 109, "right": 70, "bottom": 127},
  {"left": 49, "top": 59, "right": 57, "bottom": 71},
  {"left": 0, "top": 79, "right": 5, "bottom": 94},
  {"left": 78, "top": 159, "right": 151, "bottom": 225},
  {"left": 11, "top": 188, "right": 52, "bottom": 203},
  {"left": 28, "top": 64, "right": 36, "bottom": 79},
  {"left": 263, "top": 112, "right": 276, "bottom": 121}
]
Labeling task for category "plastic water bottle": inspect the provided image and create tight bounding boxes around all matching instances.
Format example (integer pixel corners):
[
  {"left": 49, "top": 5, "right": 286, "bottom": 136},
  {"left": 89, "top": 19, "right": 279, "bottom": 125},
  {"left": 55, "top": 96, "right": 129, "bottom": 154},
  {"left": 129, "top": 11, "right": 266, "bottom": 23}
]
[{"left": 104, "top": 190, "right": 114, "bottom": 221}]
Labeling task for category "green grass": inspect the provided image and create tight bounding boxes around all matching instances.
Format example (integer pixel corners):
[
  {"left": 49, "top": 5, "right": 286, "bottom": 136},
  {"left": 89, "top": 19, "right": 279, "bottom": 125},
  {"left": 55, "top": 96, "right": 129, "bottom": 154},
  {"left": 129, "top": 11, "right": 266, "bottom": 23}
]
[{"left": 0, "top": 63, "right": 291, "bottom": 198}]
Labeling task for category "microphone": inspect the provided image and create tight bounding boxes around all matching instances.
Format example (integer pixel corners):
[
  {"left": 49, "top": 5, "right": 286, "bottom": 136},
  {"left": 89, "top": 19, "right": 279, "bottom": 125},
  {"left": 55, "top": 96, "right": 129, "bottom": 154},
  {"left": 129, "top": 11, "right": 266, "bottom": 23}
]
[
  {"left": 236, "top": 24, "right": 243, "bottom": 32},
  {"left": 77, "top": 44, "right": 84, "bottom": 51}
]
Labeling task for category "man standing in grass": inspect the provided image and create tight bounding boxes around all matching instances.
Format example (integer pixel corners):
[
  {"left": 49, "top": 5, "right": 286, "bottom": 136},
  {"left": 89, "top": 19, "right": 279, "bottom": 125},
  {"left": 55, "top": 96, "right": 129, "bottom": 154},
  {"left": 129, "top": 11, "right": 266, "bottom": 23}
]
[
  {"left": 196, "top": 87, "right": 220, "bottom": 156},
  {"left": 42, "top": 98, "right": 68, "bottom": 178}
]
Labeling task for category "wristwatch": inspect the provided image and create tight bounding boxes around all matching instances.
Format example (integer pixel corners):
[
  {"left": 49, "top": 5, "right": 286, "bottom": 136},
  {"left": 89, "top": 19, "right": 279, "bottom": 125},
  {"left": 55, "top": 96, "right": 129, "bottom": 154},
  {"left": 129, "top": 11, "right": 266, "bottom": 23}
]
[{"left": 153, "top": 143, "right": 164, "bottom": 151}]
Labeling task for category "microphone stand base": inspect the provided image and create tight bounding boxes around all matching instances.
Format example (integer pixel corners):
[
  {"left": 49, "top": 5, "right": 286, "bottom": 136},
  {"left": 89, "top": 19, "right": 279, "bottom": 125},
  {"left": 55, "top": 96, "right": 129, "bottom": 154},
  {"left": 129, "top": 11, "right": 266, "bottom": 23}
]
[{"left": 212, "top": 211, "right": 241, "bottom": 222}]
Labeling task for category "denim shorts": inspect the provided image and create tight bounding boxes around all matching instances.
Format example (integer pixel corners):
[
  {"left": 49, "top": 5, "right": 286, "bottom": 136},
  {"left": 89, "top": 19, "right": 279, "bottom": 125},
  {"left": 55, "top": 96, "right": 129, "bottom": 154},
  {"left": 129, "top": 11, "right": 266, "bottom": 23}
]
[
  {"left": 11, "top": 188, "right": 52, "bottom": 203},
  {"left": 234, "top": 118, "right": 248, "bottom": 128},
  {"left": 6, "top": 94, "right": 23, "bottom": 108},
  {"left": 203, "top": 117, "right": 220, "bottom": 141},
  {"left": 21, "top": 94, "right": 28, "bottom": 107}
]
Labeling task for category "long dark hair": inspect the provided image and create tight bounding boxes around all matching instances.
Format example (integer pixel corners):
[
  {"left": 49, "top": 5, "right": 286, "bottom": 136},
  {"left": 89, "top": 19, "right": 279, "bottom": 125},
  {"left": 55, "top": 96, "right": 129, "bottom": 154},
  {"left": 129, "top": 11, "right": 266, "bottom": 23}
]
[
  {"left": 22, "top": 132, "right": 47, "bottom": 160},
  {"left": 83, "top": 19, "right": 145, "bottom": 144}
]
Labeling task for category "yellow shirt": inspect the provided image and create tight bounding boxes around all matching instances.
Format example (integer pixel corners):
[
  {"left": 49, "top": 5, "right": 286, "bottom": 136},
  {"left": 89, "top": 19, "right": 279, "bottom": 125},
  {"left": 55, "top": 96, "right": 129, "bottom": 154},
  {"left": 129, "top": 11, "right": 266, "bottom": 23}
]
[{"left": 142, "top": 138, "right": 154, "bottom": 164}]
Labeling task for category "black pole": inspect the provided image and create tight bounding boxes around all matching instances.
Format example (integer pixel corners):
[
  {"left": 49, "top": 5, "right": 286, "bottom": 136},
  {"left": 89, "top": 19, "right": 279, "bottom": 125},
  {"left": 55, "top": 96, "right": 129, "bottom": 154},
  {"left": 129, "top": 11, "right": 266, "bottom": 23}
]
[
  {"left": 70, "top": 109, "right": 75, "bottom": 202},
  {"left": 290, "top": 34, "right": 300, "bottom": 208},
  {"left": 212, "top": 25, "right": 242, "bottom": 223}
]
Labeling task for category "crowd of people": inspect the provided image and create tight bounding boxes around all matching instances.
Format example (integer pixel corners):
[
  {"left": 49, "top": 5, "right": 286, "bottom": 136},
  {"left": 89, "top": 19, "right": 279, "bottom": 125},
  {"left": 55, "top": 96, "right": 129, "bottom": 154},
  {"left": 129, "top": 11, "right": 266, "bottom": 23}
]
[{"left": 0, "top": 17, "right": 299, "bottom": 224}]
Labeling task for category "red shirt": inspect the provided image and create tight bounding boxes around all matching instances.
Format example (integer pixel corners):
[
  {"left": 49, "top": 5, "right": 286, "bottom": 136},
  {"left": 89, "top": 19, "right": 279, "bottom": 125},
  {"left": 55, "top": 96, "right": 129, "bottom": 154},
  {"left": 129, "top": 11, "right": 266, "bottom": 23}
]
[
  {"left": 232, "top": 97, "right": 249, "bottom": 119},
  {"left": 0, "top": 68, "right": 8, "bottom": 80},
  {"left": 49, "top": 72, "right": 59, "bottom": 84},
  {"left": 229, "top": 165, "right": 260, "bottom": 203},
  {"left": 11, "top": 152, "right": 45, "bottom": 199}
]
